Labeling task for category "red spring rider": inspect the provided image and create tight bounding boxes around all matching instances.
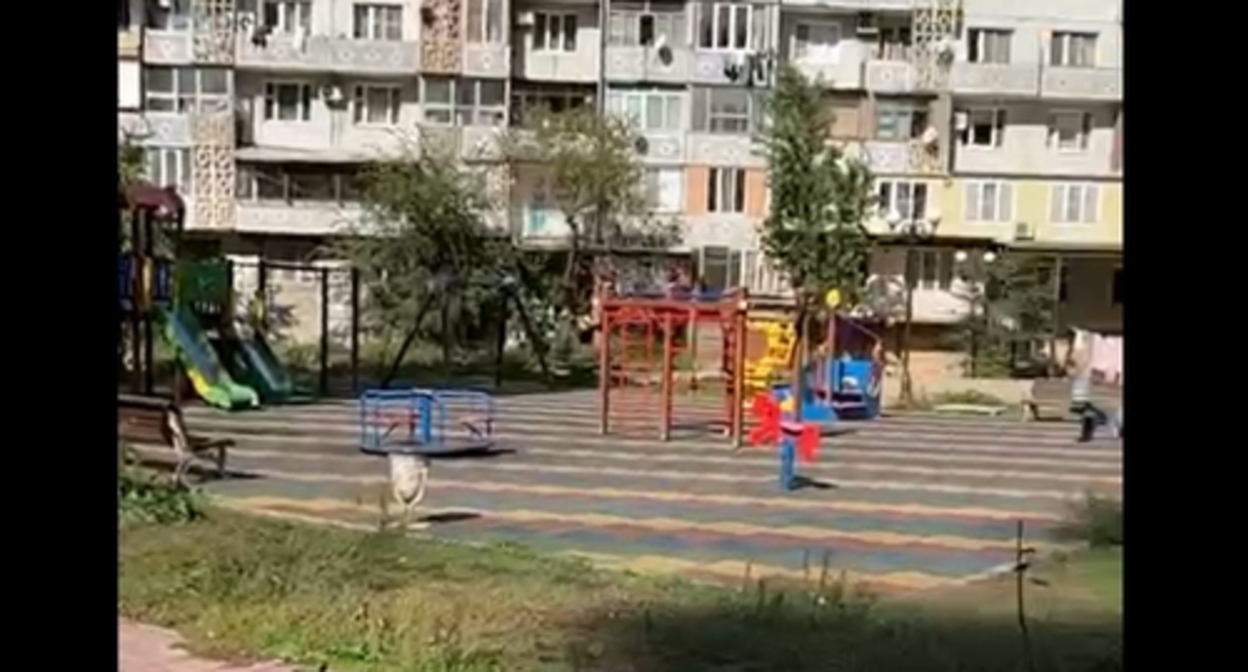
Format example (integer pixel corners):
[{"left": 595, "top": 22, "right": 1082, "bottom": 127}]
[{"left": 748, "top": 392, "right": 820, "bottom": 491}]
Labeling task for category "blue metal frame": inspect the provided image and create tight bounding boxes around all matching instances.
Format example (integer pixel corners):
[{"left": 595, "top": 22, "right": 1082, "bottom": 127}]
[{"left": 358, "top": 388, "right": 496, "bottom": 456}]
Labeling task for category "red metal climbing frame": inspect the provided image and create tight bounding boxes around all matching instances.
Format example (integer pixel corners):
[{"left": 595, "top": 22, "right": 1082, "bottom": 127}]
[{"left": 596, "top": 285, "right": 748, "bottom": 445}]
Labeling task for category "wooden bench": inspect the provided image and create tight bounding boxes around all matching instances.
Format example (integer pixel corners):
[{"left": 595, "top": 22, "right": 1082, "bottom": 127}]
[
  {"left": 1022, "top": 378, "right": 1122, "bottom": 422},
  {"left": 118, "top": 394, "right": 233, "bottom": 485}
]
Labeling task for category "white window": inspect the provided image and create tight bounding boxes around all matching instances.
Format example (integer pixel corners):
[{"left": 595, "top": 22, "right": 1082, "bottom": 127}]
[
  {"left": 964, "top": 181, "right": 1014, "bottom": 223},
  {"left": 698, "top": 246, "right": 743, "bottom": 290},
  {"left": 466, "top": 0, "right": 505, "bottom": 44},
  {"left": 533, "top": 13, "right": 578, "bottom": 52},
  {"left": 698, "top": 87, "right": 756, "bottom": 134},
  {"left": 875, "top": 103, "right": 928, "bottom": 141},
  {"left": 263, "top": 82, "right": 313, "bottom": 121},
  {"left": 510, "top": 87, "right": 594, "bottom": 125},
  {"left": 1048, "top": 110, "right": 1092, "bottom": 151},
  {"left": 643, "top": 168, "right": 684, "bottom": 213},
  {"left": 960, "top": 108, "right": 1006, "bottom": 148},
  {"left": 146, "top": 0, "right": 191, "bottom": 30},
  {"left": 877, "top": 181, "right": 928, "bottom": 221},
  {"left": 352, "top": 85, "right": 401, "bottom": 125},
  {"left": 353, "top": 4, "right": 403, "bottom": 41},
  {"left": 874, "top": 26, "right": 912, "bottom": 61},
  {"left": 967, "top": 28, "right": 1012, "bottom": 64},
  {"left": 608, "top": 7, "right": 686, "bottom": 47},
  {"left": 794, "top": 22, "right": 840, "bottom": 62},
  {"left": 741, "top": 250, "right": 789, "bottom": 297},
  {"left": 239, "top": 164, "right": 362, "bottom": 203},
  {"left": 1049, "top": 184, "right": 1099, "bottom": 224},
  {"left": 144, "top": 148, "right": 191, "bottom": 194},
  {"left": 422, "top": 77, "right": 507, "bottom": 126},
  {"left": 144, "top": 66, "right": 231, "bottom": 113},
  {"left": 915, "top": 249, "right": 954, "bottom": 291},
  {"left": 263, "top": 1, "right": 312, "bottom": 34},
  {"left": 707, "top": 168, "right": 746, "bottom": 213},
  {"left": 607, "top": 89, "right": 683, "bottom": 131},
  {"left": 1050, "top": 32, "right": 1097, "bottom": 67},
  {"left": 698, "top": 2, "right": 753, "bottom": 51}
]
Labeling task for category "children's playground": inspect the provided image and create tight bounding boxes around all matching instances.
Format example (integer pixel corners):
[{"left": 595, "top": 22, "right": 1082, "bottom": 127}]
[{"left": 121, "top": 187, "right": 1123, "bottom": 593}]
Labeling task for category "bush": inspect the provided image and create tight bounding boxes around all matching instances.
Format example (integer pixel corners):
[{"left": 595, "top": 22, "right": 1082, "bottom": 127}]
[
  {"left": 930, "top": 390, "right": 1007, "bottom": 407},
  {"left": 119, "top": 455, "right": 204, "bottom": 526},
  {"left": 1053, "top": 493, "right": 1122, "bottom": 547}
]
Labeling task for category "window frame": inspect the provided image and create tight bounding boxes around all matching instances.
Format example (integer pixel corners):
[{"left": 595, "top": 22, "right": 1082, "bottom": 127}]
[
  {"left": 420, "top": 77, "right": 507, "bottom": 127},
  {"left": 642, "top": 167, "right": 684, "bottom": 214},
  {"left": 698, "top": 2, "right": 754, "bottom": 52},
  {"left": 352, "top": 3, "right": 404, "bottom": 41},
  {"left": 706, "top": 167, "right": 746, "bottom": 214},
  {"left": 964, "top": 180, "right": 1014, "bottom": 223},
  {"left": 967, "top": 28, "right": 1013, "bottom": 64},
  {"left": 263, "top": 81, "right": 314, "bottom": 122},
  {"left": 608, "top": 6, "right": 686, "bottom": 47},
  {"left": 1049, "top": 31, "right": 1098, "bottom": 68},
  {"left": 703, "top": 87, "right": 757, "bottom": 134},
  {"left": 351, "top": 84, "right": 402, "bottom": 126},
  {"left": 143, "top": 147, "right": 192, "bottom": 194},
  {"left": 263, "top": 0, "right": 312, "bottom": 34},
  {"left": 915, "top": 249, "right": 955, "bottom": 291},
  {"left": 793, "top": 21, "right": 841, "bottom": 62},
  {"left": 961, "top": 107, "right": 1006, "bottom": 148},
  {"left": 876, "top": 180, "right": 929, "bottom": 222},
  {"left": 1049, "top": 183, "right": 1100, "bottom": 225},
  {"left": 465, "top": 0, "right": 506, "bottom": 44},
  {"left": 238, "top": 163, "right": 365, "bottom": 205},
  {"left": 1048, "top": 109, "right": 1093, "bottom": 152},
  {"left": 533, "top": 12, "right": 579, "bottom": 52},
  {"left": 874, "top": 102, "right": 928, "bottom": 141},
  {"left": 146, "top": 0, "right": 192, "bottom": 30},
  {"left": 607, "top": 89, "right": 683, "bottom": 132},
  {"left": 144, "top": 66, "right": 232, "bottom": 114}
]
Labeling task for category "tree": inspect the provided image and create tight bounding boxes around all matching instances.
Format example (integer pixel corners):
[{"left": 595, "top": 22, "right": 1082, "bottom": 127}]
[
  {"left": 502, "top": 107, "right": 677, "bottom": 348},
  {"left": 948, "top": 253, "right": 1058, "bottom": 377},
  {"left": 335, "top": 141, "right": 516, "bottom": 384},
  {"left": 758, "top": 66, "right": 876, "bottom": 412}
]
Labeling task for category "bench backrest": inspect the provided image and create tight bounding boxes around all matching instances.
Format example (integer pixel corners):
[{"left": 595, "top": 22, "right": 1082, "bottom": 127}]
[{"left": 118, "top": 394, "right": 180, "bottom": 445}]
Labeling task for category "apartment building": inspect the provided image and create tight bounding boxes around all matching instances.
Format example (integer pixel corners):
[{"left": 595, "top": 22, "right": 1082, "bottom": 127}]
[{"left": 117, "top": 0, "right": 1123, "bottom": 351}]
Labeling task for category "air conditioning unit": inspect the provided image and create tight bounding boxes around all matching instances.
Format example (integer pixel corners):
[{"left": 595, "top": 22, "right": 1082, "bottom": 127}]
[
  {"left": 856, "top": 12, "right": 879, "bottom": 36},
  {"left": 1014, "top": 222, "right": 1035, "bottom": 241},
  {"left": 322, "top": 84, "right": 346, "bottom": 106}
]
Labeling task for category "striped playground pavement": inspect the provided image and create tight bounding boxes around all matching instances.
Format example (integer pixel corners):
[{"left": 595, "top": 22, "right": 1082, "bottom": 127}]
[{"left": 168, "top": 390, "right": 1122, "bottom": 594}]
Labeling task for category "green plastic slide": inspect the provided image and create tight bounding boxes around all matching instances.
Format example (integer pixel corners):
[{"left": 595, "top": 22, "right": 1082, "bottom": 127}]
[
  {"left": 230, "top": 332, "right": 298, "bottom": 403},
  {"left": 161, "top": 307, "right": 260, "bottom": 410}
]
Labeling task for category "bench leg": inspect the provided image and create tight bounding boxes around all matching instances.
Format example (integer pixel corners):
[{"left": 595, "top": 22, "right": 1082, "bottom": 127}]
[
  {"left": 215, "top": 446, "right": 228, "bottom": 479},
  {"left": 172, "top": 454, "right": 193, "bottom": 487}
]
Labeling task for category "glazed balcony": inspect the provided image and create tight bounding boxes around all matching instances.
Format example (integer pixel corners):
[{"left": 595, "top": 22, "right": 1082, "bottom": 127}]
[{"left": 236, "top": 34, "right": 419, "bottom": 75}]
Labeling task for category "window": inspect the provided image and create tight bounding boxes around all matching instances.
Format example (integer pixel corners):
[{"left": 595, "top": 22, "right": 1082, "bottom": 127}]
[
  {"left": 697, "top": 247, "right": 742, "bottom": 290},
  {"left": 877, "top": 181, "right": 928, "bottom": 221},
  {"left": 875, "top": 102, "right": 928, "bottom": 141},
  {"left": 707, "top": 168, "right": 746, "bottom": 213},
  {"left": 263, "top": 1, "right": 312, "bottom": 34},
  {"left": 510, "top": 86, "right": 593, "bottom": 125},
  {"left": 607, "top": 89, "right": 683, "bottom": 131},
  {"left": 964, "top": 181, "right": 1013, "bottom": 223},
  {"left": 144, "top": 148, "right": 191, "bottom": 194},
  {"left": 960, "top": 108, "right": 1006, "bottom": 147},
  {"left": 608, "top": 7, "right": 686, "bottom": 47},
  {"left": 874, "top": 26, "right": 912, "bottom": 60},
  {"left": 466, "top": 0, "right": 505, "bottom": 44},
  {"left": 146, "top": 0, "right": 191, "bottom": 30},
  {"left": 1048, "top": 111, "right": 1092, "bottom": 151},
  {"left": 144, "top": 67, "right": 231, "bottom": 113},
  {"left": 695, "top": 87, "right": 759, "bottom": 134},
  {"left": 238, "top": 164, "right": 364, "bottom": 203},
  {"left": 642, "top": 168, "right": 684, "bottom": 213},
  {"left": 263, "top": 82, "right": 313, "bottom": 121},
  {"left": 422, "top": 77, "right": 507, "bottom": 126},
  {"left": 1050, "top": 32, "right": 1097, "bottom": 67},
  {"left": 794, "top": 23, "right": 840, "bottom": 61},
  {"left": 916, "top": 250, "right": 954, "bottom": 291},
  {"left": 698, "top": 2, "right": 752, "bottom": 51},
  {"left": 967, "top": 29, "right": 1012, "bottom": 64},
  {"left": 1049, "top": 184, "right": 1099, "bottom": 224},
  {"left": 353, "top": 4, "right": 403, "bottom": 41},
  {"left": 533, "top": 13, "right": 578, "bottom": 52},
  {"left": 352, "top": 85, "right": 401, "bottom": 125},
  {"left": 1111, "top": 268, "right": 1122, "bottom": 305}
]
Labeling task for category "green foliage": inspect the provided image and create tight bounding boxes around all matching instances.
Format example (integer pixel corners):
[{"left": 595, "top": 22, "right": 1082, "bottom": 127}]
[
  {"left": 948, "top": 253, "right": 1059, "bottom": 377},
  {"left": 119, "top": 138, "right": 146, "bottom": 187},
  {"left": 1054, "top": 494, "right": 1123, "bottom": 548},
  {"left": 119, "top": 451, "right": 204, "bottom": 526},
  {"left": 759, "top": 66, "right": 875, "bottom": 311}
]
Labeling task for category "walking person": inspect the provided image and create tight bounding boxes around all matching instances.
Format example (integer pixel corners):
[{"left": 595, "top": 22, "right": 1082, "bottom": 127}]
[{"left": 1068, "top": 333, "right": 1109, "bottom": 442}]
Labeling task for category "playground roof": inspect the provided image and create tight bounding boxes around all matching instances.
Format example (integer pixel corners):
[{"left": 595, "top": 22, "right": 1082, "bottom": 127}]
[{"left": 119, "top": 182, "right": 185, "bottom": 216}]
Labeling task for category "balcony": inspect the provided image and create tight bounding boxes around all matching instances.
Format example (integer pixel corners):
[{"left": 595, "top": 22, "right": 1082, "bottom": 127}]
[
  {"left": 236, "top": 201, "right": 363, "bottom": 236},
  {"left": 1041, "top": 67, "right": 1122, "bottom": 101},
  {"left": 418, "top": 126, "right": 507, "bottom": 162},
  {"left": 950, "top": 63, "right": 1040, "bottom": 97},
  {"left": 636, "top": 132, "right": 687, "bottom": 164},
  {"left": 118, "top": 112, "right": 192, "bottom": 146},
  {"left": 463, "top": 43, "right": 509, "bottom": 78},
  {"left": 236, "top": 34, "right": 419, "bottom": 76},
  {"left": 143, "top": 30, "right": 191, "bottom": 64},
  {"left": 513, "top": 48, "right": 599, "bottom": 83},
  {"left": 789, "top": 42, "right": 868, "bottom": 90},
  {"left": 118, "top": 29, "right": 141, "bottom": 59},
  {"left": 863, "top": 59, "right": 916, "bottom": 93},
  {"left": 860, "top": 141, "right": 942, "bottom": 175},
  {"left": 605, "top": 46, "right": 691, "bottom": 84},
  {"left": 688, "top": 134, "right": 764, "bottom": 169}
]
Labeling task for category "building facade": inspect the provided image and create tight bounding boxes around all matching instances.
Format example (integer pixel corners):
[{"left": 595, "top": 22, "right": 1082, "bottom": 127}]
[{"left": 118, "top": 0, "right": 1122, "bottom": 350}]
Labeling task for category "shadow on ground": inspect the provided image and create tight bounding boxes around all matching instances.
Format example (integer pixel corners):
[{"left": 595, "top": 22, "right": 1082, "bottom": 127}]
[{"left": 564, "top": 597, "right": 1121, "bottom": 672}]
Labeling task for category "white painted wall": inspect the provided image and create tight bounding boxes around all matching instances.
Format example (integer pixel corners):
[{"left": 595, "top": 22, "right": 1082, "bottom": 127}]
[
  {"left": 513, "top": 4, "right": 601, "bottom": 82},
  {"left": 119, "top": 61, "right": 141, "bottom": 110},
  {"left": 952, "top": 101, "right": 1118, "bottom": 177}
]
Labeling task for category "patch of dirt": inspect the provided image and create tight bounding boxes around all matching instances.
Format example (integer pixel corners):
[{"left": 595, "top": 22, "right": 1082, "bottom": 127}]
[{"left": 119, "top": 619, "right": 308, "bottom": 672}]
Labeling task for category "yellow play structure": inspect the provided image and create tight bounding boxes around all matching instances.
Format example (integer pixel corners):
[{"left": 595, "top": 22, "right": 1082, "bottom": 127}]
[{"left": 742, "top": 317, "right": 797, "bottom": 400}]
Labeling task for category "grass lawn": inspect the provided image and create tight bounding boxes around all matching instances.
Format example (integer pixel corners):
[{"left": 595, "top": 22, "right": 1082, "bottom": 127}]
[{"left": 120, "top": 507, "right": 1122, "bottom": 672}]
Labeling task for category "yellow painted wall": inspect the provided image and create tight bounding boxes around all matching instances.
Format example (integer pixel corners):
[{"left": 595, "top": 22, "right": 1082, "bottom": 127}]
[{"left": 938, "top": 179, "right": 1122, "bottom": 247}]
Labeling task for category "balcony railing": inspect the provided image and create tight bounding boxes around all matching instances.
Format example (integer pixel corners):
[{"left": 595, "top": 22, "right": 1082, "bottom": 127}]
[
  {"left": 1041, "top": 67, "right": 1122, "bottom": 101},
  {"left": 236, "top": 34, "right": 419, "bottom": 75},
  {"left": 950, "top": 63, "right": 1040, "bottom": 97},
  {"left": 605, "top": 46, "right": 691, "bottom": 84},
  {"left": 143, "top": 30, "right": 191, "bottom": 63}
]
